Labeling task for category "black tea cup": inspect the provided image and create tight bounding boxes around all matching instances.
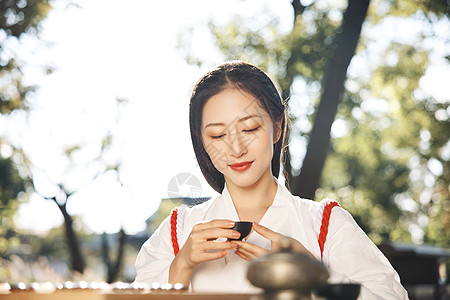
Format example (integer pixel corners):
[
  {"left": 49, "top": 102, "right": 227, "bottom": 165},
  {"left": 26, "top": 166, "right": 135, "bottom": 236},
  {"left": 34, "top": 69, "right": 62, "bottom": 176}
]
[{"left": 229, "top": 221, "right": 253, "bottom": 241}]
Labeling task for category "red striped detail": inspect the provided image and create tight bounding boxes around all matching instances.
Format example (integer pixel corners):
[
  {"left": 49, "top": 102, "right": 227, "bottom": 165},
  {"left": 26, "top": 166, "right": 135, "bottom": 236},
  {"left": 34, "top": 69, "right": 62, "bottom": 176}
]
[
  {"left": 170, "top": 208, "right": 179, "bottom": 256},
  {"left": 318, "top": 201, "right": 340, "bottom": 259}
]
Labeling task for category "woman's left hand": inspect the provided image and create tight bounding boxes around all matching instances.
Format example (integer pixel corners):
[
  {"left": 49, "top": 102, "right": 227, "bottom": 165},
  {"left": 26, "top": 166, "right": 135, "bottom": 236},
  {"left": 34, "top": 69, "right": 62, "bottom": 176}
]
[{"left": 234, "top": 222, "right": 314, "bottom": 261}]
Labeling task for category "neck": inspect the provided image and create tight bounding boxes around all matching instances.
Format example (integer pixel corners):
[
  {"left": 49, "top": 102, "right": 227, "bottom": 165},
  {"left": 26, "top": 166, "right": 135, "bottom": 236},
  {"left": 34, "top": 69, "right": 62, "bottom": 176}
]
[{"left": 225, "top": 169, "right": 278, "bottom": 221}]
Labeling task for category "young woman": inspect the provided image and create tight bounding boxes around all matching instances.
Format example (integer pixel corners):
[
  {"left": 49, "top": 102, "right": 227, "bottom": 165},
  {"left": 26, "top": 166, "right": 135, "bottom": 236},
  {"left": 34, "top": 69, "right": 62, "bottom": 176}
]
[{"left": 135, "top": 61, "right": 408, "bottom": 299}]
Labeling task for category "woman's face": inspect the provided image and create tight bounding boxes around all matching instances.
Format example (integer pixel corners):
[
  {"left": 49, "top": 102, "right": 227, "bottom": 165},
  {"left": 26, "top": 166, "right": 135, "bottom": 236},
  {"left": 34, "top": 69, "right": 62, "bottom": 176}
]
[{"left": 201, "top": 88, "right": 279, "bottom": 189}]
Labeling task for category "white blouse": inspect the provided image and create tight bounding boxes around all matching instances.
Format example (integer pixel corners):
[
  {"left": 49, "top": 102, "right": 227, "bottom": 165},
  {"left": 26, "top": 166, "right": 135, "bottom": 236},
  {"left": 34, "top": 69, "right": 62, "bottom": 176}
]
[{"left": 135, "top": 181, "right": 408, "bottom": 299}]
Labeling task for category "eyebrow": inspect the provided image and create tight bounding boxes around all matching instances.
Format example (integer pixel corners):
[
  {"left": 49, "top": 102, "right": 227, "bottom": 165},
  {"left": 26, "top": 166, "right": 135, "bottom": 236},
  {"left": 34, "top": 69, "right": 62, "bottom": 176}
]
[{"left": 204, "top": 114, "right": 262, "bottom": 129}]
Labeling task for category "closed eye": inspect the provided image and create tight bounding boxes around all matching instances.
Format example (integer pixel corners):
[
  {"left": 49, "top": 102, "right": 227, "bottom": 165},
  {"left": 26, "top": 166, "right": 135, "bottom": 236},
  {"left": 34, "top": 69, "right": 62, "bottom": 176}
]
[
  {"left": 211, "top": 134, "right": 225, "bottom": 139},
  {"left": 243, "top": 126, "right": 260, "bottom": 133}
]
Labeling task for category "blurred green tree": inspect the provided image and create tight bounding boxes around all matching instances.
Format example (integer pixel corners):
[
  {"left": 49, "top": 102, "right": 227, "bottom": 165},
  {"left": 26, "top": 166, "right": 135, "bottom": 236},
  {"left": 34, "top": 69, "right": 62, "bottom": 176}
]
[
  {"left": 30, "top": 96, "right": 129, "bottom": 277},
  {"left": 101, "top": 228, "right": 126, "bottom": 283},
  {"left": 5, "top": 218, "right": 98, "bottom": 282},
  {"left": 0, "top": 0, "right": 52, "bottom": 278},
  {"left": 179, "top": 0, "right": 449, "bottom": 245},
  {"left": 1, "top": 0, "right": 129, "bottom": 280},
  {"left": 35, "top": 183, "right": 87, "bottom": 274}
]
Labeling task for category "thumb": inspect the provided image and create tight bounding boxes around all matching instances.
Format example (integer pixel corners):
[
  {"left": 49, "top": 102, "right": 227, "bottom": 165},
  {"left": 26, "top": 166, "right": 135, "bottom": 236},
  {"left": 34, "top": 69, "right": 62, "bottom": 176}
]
[{"left": 253, "top": 222, "right": 282, "bottom": 243}]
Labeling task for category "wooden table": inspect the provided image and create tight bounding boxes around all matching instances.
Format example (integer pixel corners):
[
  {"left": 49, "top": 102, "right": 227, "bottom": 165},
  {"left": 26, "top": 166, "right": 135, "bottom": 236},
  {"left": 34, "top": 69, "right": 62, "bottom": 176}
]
[{"left": 0, "top": 291, "right": 258, "bottom": 300}]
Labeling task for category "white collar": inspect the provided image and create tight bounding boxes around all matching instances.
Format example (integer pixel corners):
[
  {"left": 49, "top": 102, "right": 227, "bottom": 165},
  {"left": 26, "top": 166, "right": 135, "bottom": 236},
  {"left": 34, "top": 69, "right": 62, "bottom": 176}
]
[{"left": 221, "top": 178, "right": 291, "bottom": 209}]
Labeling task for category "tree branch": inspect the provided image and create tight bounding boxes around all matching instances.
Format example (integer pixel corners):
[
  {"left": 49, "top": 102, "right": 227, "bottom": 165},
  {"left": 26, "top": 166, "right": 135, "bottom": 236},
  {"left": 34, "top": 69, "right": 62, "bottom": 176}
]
[
  {"left": 293, "top": 0, "right": 371, "bottom": 199},
  {"left": 291, "top": 0, "right": 307, "bottom": 22}
]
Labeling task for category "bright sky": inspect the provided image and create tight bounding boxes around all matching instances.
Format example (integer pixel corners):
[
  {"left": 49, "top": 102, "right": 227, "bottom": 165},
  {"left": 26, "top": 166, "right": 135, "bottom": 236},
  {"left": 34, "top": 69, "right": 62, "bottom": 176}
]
[
  {"left": 5, "top": 0, "right": 293, "bottom": 234},
  {"left": 3, "top": 0, "right": 448, "bottom": 236}
]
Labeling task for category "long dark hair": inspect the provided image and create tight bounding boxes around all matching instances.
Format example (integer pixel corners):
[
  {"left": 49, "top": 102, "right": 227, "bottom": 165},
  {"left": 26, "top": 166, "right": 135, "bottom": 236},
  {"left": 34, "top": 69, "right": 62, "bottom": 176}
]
[{"left": 189, "top": 61, "right": 286, "bottom": 193}]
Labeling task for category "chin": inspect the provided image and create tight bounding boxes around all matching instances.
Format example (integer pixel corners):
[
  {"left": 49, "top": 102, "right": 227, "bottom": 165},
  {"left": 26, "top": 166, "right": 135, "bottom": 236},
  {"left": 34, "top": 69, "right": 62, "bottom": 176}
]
[
  {"left": 234, "top": 180, "right": 259, "bottom": 189},
  {"left": 225, "top": 173, "right": 263, "bottom": 189}
]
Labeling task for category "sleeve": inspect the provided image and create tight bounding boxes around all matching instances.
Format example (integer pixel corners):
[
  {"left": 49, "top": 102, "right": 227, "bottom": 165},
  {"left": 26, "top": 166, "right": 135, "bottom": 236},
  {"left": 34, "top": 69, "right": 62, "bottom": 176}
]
[
  {"left": 134, "top": 214, "right": 175, "bottom": 285},
  {"left": 325, "top": 207, "right": 409, "bottom": 300}
]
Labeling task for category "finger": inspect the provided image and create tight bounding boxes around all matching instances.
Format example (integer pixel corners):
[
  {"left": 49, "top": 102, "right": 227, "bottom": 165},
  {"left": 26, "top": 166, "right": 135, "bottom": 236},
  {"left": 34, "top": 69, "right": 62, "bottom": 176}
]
[
  {"left": 234, "top": 241, "right": 268, "bottom": 257},
  {"left": 252, "top": 222, "right": 282, "bottom": 243},
  {"left": 235, "top": 250, "right": 250, "bottom": 261},
  {"left": 195, "top": 219, "right": 235, "bottom": 230},
  {"left": 235, "top": 247, "right": 257, "bottom": 260},
  {"left": 196, "top": 241, "right": 238, "bottom": 251},
  {"left": 199, "top": 250, "right": 229, "bottom": 262},
  {"left": 192, "top": 227, "right": 241, "bottom": 241}
]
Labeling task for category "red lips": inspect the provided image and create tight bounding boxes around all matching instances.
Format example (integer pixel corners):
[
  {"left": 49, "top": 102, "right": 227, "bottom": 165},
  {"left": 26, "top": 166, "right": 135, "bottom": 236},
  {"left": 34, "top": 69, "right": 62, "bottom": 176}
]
[{"left": 229, "top": 161, "right": 253, "bottom": 172}]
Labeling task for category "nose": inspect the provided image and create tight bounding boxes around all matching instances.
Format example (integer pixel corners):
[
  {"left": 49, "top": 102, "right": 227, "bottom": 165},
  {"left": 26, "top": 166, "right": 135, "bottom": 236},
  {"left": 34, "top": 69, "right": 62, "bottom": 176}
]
[{"left": 227, "top": 133, "right": 247, "bottom": 158}]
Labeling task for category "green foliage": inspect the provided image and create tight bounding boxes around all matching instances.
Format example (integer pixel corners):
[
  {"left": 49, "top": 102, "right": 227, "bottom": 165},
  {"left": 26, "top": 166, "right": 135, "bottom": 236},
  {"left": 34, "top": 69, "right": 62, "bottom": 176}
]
[
  {"left": 425, "top": 197, "right": 450, "bottom": 247},
  {"left": 320, "top": 41, "right": 435, "bottom": 243},
  {"left": 0, "top": 0, "right": 52, "bottom": 38},
  {"left": 0, "top": 0, "right": 52, "bottom": 113},
  {"left": 0, "top": 146, "right": 28, "bottom": 258},
  {"left": 321, "top": 11, "right": 449, "bottom": 246},
  {"left": 206, "top": 4, "right": 341, "bottom": 96},
  {"left": 369, "top": 0, "right": 450, "bottom": 21}
]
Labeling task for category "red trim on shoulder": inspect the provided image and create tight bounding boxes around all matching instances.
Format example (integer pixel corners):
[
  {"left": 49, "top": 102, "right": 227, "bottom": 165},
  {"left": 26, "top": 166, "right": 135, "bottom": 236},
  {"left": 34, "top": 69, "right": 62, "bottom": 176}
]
[
  {"left": 318, "top": 200, "right": 340, "bottom": 260},
  {"left": 170, "top": 208, "right": 179, "bottom": 256}
]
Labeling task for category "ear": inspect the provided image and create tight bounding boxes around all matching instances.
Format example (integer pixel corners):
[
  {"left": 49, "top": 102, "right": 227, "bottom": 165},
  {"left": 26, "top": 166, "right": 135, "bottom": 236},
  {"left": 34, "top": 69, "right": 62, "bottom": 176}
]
[{"left": 273, "top": 120, "right": 283, "bottom": 144}]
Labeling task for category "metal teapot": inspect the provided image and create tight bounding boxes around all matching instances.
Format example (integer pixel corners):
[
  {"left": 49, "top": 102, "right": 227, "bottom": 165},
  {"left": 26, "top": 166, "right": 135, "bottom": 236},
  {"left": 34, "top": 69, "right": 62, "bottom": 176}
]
[{"left": 247, "top": 236, "right": 329, "bottom": 300}]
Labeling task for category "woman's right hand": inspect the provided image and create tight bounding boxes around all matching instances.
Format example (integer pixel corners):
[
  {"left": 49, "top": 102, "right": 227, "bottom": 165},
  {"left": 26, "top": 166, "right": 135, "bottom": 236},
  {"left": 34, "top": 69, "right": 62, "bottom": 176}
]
[
  {"left": 234, "top": 223, "right": 314, "bottom": 261},
  {"left": 169, "top": 219, "right": 239, "bottom": 285}
]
